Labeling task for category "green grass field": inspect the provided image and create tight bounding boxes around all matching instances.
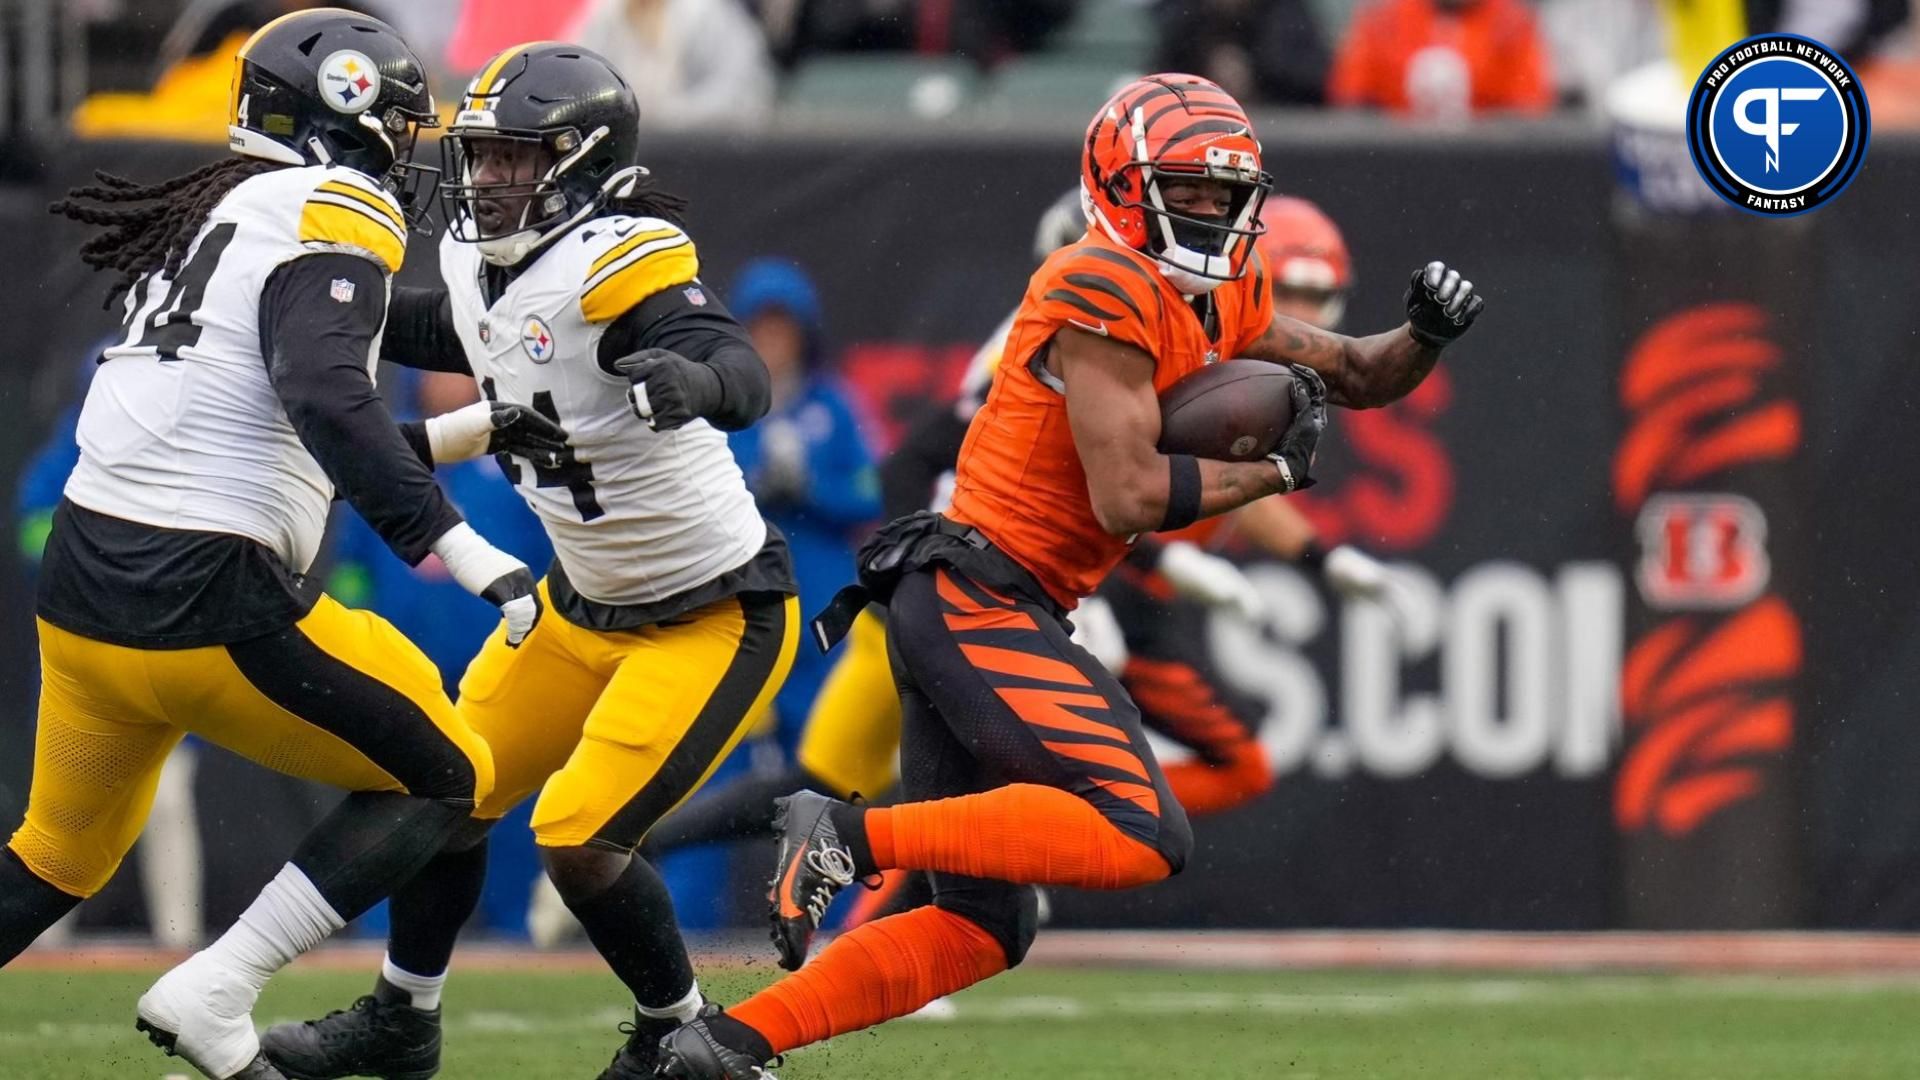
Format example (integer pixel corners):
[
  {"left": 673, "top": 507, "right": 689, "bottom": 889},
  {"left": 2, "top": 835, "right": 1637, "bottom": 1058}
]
[{"left": 5, "top": 963, "right": 1920, "bottom": 1079}]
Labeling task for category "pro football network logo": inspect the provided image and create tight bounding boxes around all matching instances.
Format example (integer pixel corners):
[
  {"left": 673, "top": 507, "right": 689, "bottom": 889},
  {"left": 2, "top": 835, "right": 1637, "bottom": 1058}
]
[
  {"left": 319, "top": 50, "right": 381, "bottom": 115},
  {"left": 1686, "top": 34, "right": 1870, "bottom": 216},
  {"left": 521, "top": 316, "right": 555, "bottom": 364}
]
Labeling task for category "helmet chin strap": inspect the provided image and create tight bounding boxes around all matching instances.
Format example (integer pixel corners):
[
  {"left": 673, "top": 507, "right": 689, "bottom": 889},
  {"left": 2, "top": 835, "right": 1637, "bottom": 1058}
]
[{"left": 475, "top": 165, "right": 647, "bottom": 267}]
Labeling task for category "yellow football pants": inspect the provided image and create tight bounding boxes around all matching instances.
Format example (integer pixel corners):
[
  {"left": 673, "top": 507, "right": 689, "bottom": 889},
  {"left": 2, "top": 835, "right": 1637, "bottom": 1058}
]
[
  {"left": 11, "top": 597, "right": 491, "bottom": 898},
  {"left": 795, "top": 607, "right": 903, "bottom": 800},
  {"left": 458, "top": 582, "right": 798, "bottom": 850}
]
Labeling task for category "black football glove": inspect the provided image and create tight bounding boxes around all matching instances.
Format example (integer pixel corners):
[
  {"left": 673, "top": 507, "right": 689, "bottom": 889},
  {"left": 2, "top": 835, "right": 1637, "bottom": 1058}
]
[
  {"left": 1404, "top": 260, "right": 1485, "bottom": 348},
  {"left": 479, "top": 566, "right": 543, "bottom": 648},
  {"left": 1267, "top": 364, "right": 1327, "bottom": 494},
  {"left": 486, "top": 403, "right": 570, "bottom": 467},
  {"left": 613, "top": 348, "right": 724, "bottom": 431}
]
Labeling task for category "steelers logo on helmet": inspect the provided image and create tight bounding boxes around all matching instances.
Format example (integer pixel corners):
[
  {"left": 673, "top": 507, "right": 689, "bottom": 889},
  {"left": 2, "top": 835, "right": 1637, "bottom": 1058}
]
[
  {"left": 1686, "top": 34, "right": 1870, "bottom": 216},
  {"left": 521, "top": 316, "right": 555, "bottom": 364},
  {"left": 317, "top": 49, "right": 382, "bottom": 115}
]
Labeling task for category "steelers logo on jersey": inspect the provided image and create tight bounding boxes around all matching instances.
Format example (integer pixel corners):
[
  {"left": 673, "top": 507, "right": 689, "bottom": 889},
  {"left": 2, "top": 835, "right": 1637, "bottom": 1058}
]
[
  {"left": 319, "top": 50, "right": 381, "bottom": 115},
  {"left": 521, "top": 316, "right": 555, "bottom": 364}
]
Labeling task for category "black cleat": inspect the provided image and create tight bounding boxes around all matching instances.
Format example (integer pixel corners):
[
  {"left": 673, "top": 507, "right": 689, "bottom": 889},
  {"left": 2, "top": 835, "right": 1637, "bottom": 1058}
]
[
  {"left": 260, "top": 994, "right": 441, "bottom": 1080},
  {"left": 655, "top": 1006, "right": 777, "bottom": 1079},
  {"left": 135, "top": 1016, "right": 289, "bottom": 1079},
  {"left": 767, "top": 790, "right": 859, "bottom": 971},
  {"left": 596, "top": 1008, "right": 680, "bottom": 1080}
]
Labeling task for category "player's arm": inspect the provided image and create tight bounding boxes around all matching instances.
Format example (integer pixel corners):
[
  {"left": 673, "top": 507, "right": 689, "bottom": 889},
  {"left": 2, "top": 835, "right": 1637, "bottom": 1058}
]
[
  {"left": 1057, "top": 327, "right": 1321, "bottom": 537},
  {"left": 1244, "top": 261, "right": 1484, "bottom": 408},
  {"left": 259, "top": 253, "right": 541, "bottom": 642},
  {"left": 599, "top": 285, "right": 770, "bottom": 431},
  {"left": 381, "top": 285, "right": 472, "bottom": 374}
]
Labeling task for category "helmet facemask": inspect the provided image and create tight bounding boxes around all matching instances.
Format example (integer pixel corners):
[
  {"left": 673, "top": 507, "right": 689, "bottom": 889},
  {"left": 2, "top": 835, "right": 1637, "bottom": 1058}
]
[
  {"left": 1124, "top": 152, "right": 1270, "bottom": 295},
  {"left": 442, "top": 122, "right": 639, "bottom": 266}
]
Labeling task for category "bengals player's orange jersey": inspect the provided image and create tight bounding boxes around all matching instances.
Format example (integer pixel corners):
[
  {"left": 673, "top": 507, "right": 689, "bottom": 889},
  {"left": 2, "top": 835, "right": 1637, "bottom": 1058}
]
[{"left": 947, "top": 231, "right": 1274, "bottom": 608}]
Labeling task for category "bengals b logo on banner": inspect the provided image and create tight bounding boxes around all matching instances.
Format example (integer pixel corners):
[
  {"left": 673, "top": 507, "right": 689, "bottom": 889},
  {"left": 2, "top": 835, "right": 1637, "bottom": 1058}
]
[{"left": 1613, "top": 297, "right": 1804, "bottom": 925}]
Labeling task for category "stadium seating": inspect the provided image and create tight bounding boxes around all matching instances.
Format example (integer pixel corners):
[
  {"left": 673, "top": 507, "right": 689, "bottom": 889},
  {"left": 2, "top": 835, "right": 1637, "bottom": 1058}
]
[{"left": 782, "top": 57, "right": 981, "bottom": 120}]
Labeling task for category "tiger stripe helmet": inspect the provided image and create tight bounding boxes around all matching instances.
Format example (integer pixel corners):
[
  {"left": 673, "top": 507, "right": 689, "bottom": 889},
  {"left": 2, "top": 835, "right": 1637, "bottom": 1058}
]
[
  {"left": 1257, "top": 196, "right": 1351, "bottom": 329},
  {"left": 1082, "top": 73, "right": 1271, "bottom": 294}
]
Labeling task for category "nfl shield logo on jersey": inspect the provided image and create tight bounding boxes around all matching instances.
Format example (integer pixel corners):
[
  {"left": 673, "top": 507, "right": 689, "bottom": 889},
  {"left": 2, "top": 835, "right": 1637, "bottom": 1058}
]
[
  {"left": 477, "top": 317, "right": 492, "bottom": 344},
  {"left": 521, "top": 316, "right": 555, "bottom": 364},
  {"left": 684, "top": 286, "right": 708, "bottom": 307},
  {"left": 329, "top": 278, "right": 356, "bottom": 303}
]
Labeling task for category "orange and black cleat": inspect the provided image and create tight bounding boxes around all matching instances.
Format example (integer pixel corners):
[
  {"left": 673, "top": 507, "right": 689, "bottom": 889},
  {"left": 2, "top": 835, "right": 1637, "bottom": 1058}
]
[{"left": 766, "top": 790, "right": 859, "bottom": 971}]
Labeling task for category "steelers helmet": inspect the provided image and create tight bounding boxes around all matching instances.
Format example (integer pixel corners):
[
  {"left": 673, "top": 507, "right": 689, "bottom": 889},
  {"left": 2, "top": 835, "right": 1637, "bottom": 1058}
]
[
  {"left": 440, "top": 42, "right": 647, "bottom": 266},
  {"left": 227, "top": 8, "right": 438, "bottom": 198}
]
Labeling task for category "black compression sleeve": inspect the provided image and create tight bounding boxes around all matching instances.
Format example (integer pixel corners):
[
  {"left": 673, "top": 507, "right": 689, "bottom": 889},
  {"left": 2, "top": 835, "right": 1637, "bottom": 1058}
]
[
  {"left": 382, "top": 285, "right": 471, "bottom": 374},
  {"left": 260, "top": 254, "right": 462, "bottom": 565},
  {"left": 880, "top": 404, "right": 972, "bottom": 520},
  {"left": 596, "top": 284, "right": 770, "bottom": 430},
  {"left": 398, "top": 419, "right": 434, "bottom": 469}
]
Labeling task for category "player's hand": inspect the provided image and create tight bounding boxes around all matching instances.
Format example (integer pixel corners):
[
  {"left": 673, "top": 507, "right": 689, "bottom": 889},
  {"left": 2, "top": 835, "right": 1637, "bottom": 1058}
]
[
  {"left": 1322, "top": 545, "right": 1414, "bottom": 627},
  {"left": 1157, "top": 541, "right": 1267, "bottom": 623},
  {"left": 613, "top": 348, "right": 722, "bottom": 431},
  {"left": 487, "top": 403, "right": 569, "bottom": 465},
  {"left": 430, "top": 523, "right": 544, "bottom": 647},
  {"left": 1068, "top": 595, "right": 1130, "bottom": 675},
  {"left": 1404, "top": 260, "right": 1485, "bottom": 348},
  {"left": 1267, "top": 364, "right": 1326, "bottom": 494},
  {"left": 423, "top": 401, "right": 569, "bottom": 466}
]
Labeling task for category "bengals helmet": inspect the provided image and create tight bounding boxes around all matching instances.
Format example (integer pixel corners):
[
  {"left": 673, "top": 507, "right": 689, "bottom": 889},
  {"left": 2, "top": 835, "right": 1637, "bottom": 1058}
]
[
  {"left": 1257, "top": 196, "right": 1352, "bottom": 329},
  {"left": 441, "top": 42, "right": 646, "bottom": 266},
  {"left": 227, "top": 9, "right": 438, "bottom": 214},
  {"left": 1082, "top": 73, "right": 1271, "bottom": 294}
]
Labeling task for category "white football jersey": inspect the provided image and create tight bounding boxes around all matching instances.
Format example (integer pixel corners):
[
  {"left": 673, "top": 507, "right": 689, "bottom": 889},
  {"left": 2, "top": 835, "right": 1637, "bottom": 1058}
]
[
  {"left": 64, "top": 164, "right": 409, "bottom": 573},
  {"left": 438, "top": 217, "right": 766, "bottom": 607}
]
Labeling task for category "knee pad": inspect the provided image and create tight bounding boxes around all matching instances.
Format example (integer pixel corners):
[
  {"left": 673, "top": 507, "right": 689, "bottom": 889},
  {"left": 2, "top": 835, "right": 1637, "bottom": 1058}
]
[{"left": 936, "top": 884, "right": 1040, "bottom": 968}]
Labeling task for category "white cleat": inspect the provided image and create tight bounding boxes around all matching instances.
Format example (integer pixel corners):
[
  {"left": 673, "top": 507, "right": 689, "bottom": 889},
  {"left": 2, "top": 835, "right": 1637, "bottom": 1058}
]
[{"left": 135, "top": 953, "right": 270, "bottom": 1079}]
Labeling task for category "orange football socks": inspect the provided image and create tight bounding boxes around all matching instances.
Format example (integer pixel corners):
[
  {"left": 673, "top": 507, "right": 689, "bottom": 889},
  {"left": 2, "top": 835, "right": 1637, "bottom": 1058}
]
[
  {"left": 730, "top": 905, "right": 1006, "bottom": 1053},
  {"left": 864, "top": 783, "right": 1172, "bottom": 889}
]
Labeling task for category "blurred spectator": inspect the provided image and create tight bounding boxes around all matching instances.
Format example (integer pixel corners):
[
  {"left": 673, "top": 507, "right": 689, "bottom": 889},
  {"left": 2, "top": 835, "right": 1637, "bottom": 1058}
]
[
  {"left": 758, "top": 0, "right": 1075, "bottom": 67},
  {"left": 565, "top": 0, "right": 776, "bottom": 127},
  {"left": 1152, "top": 0, "right": 1330, "bottom": 105},
  {"left": 1541, "top": 0, "right": 1664, "bottom": 110},
  {"left": 444, "top": 0, "right": 597, "bottom": 74},
  {"left": 1328, "top": 0, "right": 1554, "bottom": 120},
  {"left": 724, "top": 259, "right": 879, "bottom": 741}
]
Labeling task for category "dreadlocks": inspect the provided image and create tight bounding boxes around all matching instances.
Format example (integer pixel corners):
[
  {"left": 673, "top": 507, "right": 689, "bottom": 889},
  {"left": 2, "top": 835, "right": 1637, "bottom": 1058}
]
[
  {"left": 50, "top": 157, "right": 281, "bottom": 308},
  {"left": 607, "top": 175, "right": 688, "bottom": 227}
]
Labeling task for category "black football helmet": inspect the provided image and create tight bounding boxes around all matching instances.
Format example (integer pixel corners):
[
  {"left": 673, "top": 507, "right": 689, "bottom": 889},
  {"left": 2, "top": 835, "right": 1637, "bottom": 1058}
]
[
  {"left": 227, "top": 7, "right": 439, "bottom": 225},
  {"left": 440, "top": 42, "right": 646, "bottom": 266}
]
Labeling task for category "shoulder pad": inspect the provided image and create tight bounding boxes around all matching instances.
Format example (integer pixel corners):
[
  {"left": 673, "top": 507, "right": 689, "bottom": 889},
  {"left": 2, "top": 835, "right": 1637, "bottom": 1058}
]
[
  {"left": 578, "top": 217, "right": 698, "bottom": 324},
  {"left": 298, "top": 168, "right": 407, "bottom": 274},
  {"left": 1032, "top": 241, "right": 1164, "bottom": 354}
]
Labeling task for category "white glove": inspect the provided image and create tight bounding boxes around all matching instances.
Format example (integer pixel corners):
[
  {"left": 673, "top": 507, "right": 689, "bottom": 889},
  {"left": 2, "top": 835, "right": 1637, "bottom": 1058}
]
[
  {"left": 1069, "top": 595, "right": 1130, "bottom": 675},
  {"left": 1323, "top": 544, "right": 1413, "bottom": 627},
  {"left": 431, "top": 522, "right": 542, "bottom": 646},
  {"left": 1156, "top": 540, "right": 1267, "bottom": 623}
]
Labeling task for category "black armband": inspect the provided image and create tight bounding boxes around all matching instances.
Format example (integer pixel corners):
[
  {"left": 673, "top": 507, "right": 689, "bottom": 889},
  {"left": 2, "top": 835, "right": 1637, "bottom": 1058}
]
[{"left": 1160, "top": 454, "right": 1202, "bottom": 531}]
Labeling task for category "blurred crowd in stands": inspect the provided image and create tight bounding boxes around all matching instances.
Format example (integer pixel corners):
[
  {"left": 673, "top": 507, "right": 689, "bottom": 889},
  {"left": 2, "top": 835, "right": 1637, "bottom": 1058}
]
[{"left": 46, "top": 0, "right": 1920, "bottom": 138}]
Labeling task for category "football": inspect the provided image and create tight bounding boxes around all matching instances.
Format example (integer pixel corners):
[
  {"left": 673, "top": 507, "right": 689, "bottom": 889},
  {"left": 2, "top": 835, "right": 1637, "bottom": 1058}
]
[{"left": 1156, "top": 359, "right": 1298, "bottom": 461}]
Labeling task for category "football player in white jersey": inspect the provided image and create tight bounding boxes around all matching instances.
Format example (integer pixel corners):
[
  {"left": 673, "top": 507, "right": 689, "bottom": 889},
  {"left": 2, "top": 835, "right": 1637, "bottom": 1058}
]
[
  {"left": 4, "top": 11, "right": 565, "bottom": 1080},
  {"left": 263, "top": 43, "right": 800, "bottom": 1080}
]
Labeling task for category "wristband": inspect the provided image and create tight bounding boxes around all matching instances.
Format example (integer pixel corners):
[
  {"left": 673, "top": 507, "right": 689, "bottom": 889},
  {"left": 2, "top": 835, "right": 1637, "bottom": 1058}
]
[{"left": 1160, "top": 454, "right": 1202, "bottom": 531}]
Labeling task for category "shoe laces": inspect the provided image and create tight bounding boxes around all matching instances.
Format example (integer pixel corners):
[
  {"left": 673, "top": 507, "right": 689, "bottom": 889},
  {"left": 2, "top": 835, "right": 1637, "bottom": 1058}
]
[{"left": 801, "top": 845, "right": 856, "bottom": 923}]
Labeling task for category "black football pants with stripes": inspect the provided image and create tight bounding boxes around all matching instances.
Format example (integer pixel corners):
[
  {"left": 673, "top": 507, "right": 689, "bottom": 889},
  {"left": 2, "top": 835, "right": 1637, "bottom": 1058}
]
[{"left": 883, "top": 565, "right": 1191, "bottom": 961}]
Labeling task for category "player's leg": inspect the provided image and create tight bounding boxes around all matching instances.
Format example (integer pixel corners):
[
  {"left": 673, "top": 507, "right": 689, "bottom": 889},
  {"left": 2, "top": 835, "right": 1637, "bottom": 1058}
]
[
  {"left": 263, "top": 586, "right": 605, "bottom": 1080},
  {"left": 642, "top": 606, "right": 899, "bottom": 855},
  {"left": 1120, "top": 592, "right": 1273, "bottom": 816},
  {"left": 694, "top": 679, "right": 1035, "bottom": 1065},
  {"left": 763, "top": 567, "right": 1189, "bottom": 969},
  {"left": 534, "top": 592, "right": 795, "bottom": 1077},
  {"left": 135, "top": 595, "right": 493, "bottom": 1080},
  {"left": 0, "top": 619, "right": 183, "bottom": 964}
]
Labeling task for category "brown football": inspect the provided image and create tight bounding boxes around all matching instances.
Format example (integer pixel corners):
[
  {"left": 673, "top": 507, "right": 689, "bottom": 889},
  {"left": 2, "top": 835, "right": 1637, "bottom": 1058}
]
[{"left": 1156, "top": 359, "right": 1297, "bottom": 461}]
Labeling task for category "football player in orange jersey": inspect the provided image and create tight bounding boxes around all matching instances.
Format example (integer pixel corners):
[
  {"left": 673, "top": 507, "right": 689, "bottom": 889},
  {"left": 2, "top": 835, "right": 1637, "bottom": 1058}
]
[{"left": 659, "top": 73, "right": 1483, "bottom": 1078}]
